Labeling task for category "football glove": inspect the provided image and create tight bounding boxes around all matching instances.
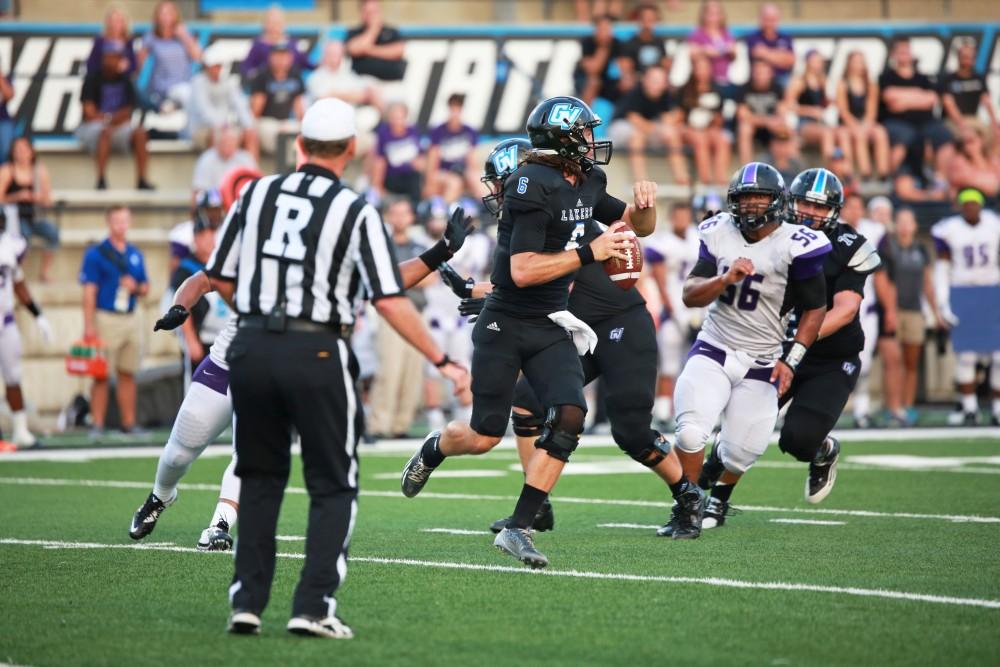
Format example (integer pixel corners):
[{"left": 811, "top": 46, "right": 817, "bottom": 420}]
[
  {"left": 443, "top": 206, "right": 474, "bottom": 254},
  {"left": 154, "top": 305, "right": 189, "bottom": 331},
  {"left": 438, "top": 263, "right": 474, "bottom": 299},
  {"left": 459, "top": 297, "right": 486, "bottom": 323}
]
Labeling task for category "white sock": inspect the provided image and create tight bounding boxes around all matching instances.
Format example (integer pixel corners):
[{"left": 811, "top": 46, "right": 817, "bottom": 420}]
[
  {"left": 12, "top": 410, "right": 29, "bottom": 433},
  {"left": 211, "top": 501, "right": 239, "bottom": 529},
  {"left": 852, "top": 390, "right": 870, "bottom": 420},
  {"left": 961, "top": 393, "right": 979, "bottom": 415},
  {"left": 993, "top": 398, "right": 1000, "bottom": 418},
  {"left": 152, "top": 439, "right": 198, "bottom": 502},
  {"left": 653, "top": 397, "right": 673, "bottom": 423},
  {"left": 426, "top": 408, "right": 446, "bottom": 432}
]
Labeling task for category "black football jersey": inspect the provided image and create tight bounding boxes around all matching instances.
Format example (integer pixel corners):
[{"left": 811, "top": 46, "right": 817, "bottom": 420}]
[
  {"left": 488, "top": 163, "right": 628, "bottom": 317},
  {"left": 569, "top": 218, "right": 646, "bottom": 323},
  {"left": 790, "top": 223, "right": 881, "bottom": 359}
]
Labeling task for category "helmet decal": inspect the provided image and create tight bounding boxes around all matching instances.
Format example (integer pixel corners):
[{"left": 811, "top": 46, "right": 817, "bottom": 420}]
[
  {"left": 491, "top": 145, "right": 520, "bottom": 176},
  {"left": 546, "top": 103, "right": 583, "bottom": 128},
  {"left": 741, "top": 162, "right": 759, "bottom": 185}
]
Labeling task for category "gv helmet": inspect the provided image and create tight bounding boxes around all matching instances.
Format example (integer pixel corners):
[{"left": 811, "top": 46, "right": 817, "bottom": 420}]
[
  {"left": 480, "top": 137, "right": 532, "bottom": 216},
  {"left": 787, "top": 168, "right": 845, "bottom": 235},
  {"left": 525, "top": 95, "right": 612, "bottom": 171}
]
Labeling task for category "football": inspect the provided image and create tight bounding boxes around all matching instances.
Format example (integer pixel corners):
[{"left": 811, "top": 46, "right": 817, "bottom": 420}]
[{"left": 602, "top": 224, "right": 643, "bottom": 290}]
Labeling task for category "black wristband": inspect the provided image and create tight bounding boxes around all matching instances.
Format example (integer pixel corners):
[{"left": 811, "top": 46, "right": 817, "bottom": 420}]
[
  {"left": 26, "top": 301, "right": 41, "bottom": 317},
  {"left": 781, "top": 341, "right": 808, "bottom": 373},
  {"left": 576, "top": 244, "right": 596, "bottom": 266},
  {"left": 419, "top": 241, "right": 453, "bottom": 270},
  {"left": 434, "top": 354, "right": 451, "bottom": 368}
]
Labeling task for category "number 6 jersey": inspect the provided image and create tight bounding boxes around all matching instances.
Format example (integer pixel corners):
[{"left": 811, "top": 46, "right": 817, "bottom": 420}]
[{"left": 692, "top": 212, "right": 831, "bottom": 360}]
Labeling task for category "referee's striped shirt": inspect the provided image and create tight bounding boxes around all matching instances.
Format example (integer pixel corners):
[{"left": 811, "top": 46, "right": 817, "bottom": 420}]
[{"left": 206, "top": 164, "right": 403, "bottom": 324}]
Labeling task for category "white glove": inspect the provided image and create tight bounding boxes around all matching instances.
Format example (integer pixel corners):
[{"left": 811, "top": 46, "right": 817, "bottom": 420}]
[
  {"left": 548, "top": 311, "right": 598, "bottom": 356},
  {"left": 35, "top": 314, "right": 54, "bottom": 346}
]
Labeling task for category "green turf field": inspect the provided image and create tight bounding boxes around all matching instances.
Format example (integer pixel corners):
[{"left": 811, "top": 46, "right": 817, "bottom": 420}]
[{"left": 2, "top": 434, "right": 999, "bottom": 666}]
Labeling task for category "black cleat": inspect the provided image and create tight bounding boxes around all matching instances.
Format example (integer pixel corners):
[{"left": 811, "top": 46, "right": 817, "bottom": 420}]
[
  {"left": 401, "top": 431, "right": 440, "bottom": 498},
  {"left": 656, "top": 502, "right": 681, "bottom": 537},
  {"left": 805, "top": 437, "right": 840, "bottom": 504},
  {"left": 494, "top": 527, "right": 548, "bottom": 569},
  {"left": 489, "top": 498, "right": 555, "bottom": 534},
  {"left": 698, "top": 441, "right": 725, "bottom": 490},
  {"left": 227, "top": 610, "right": 261, "bottom": 635},
  {"left": 197, "top": 519, "right": 234, "bottom": 551},
  {"left": 287, "top": 614, "right": 353, "bottom": 639},
  {"left": 129, "top": 492, "right": 175, "bottom": 540},
  {"left": 703, "top": 496, "right": 737, "bottom": 529},
  {"left": 962, "top": 411, "right": 979, "bottom": 427},
  {"left": 671, "top": 485, "right": 706, "bottom": 540}
]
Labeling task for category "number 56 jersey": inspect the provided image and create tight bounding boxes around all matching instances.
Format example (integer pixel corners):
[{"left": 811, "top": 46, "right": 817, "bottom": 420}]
[{"left": 694, "top": 212, "right": 831, "bottom": 360}]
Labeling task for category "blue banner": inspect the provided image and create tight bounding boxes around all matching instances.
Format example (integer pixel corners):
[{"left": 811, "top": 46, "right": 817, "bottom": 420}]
[{"left": 950, "top": 285, "right": 1000, "bottom": 353}]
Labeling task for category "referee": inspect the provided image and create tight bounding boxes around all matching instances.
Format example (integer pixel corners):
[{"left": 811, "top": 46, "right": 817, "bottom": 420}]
[{"left": 203, "top": 98, "right": 469, "bottom": 639}]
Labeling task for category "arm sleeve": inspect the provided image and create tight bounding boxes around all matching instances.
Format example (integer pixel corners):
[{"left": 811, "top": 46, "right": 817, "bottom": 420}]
[
  {"left": 790, "top": 272, "right": 826, "bottom": 311},
  {"left": 508, "top": 208, "right": 553, "bottom": 255},
  {"left": 205, "top": 196, "right": 244, "bottom": 280},
  {"left": 355, "top": 204, "right": 404, "bottom": 301}
]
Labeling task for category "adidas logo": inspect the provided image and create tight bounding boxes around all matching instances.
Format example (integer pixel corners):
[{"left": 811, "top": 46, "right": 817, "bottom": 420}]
[
  {"left": 486, "top": 321, "right": 501, "bottom": 332},
  {"left": 576, "top": 198, "right": 584, "bottom": 207}
]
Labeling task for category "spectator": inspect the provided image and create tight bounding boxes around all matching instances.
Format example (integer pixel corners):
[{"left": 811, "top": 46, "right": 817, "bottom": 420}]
[
  {"left": 745, "top": 2, "right": 796, "bottom": 87},
  {"left": 676, "top": 53, "right": 730, "bottom": 186},
  {"left": 0, "top": 69, "right": 13, "bottom": 163},
  {"left": 735, "top": 59, "right": 790, "bottom": 165},
  {"left": 367, "top": 198, "right": 427, "bottom": 438},
  {"left": 425, "top": 94, "right": 479, "bottom": 203},
  {"left": 618, "top": 2, "right": 671, "bottom": 93},
  {"left": 878, "top": 207, "right": 946, "bottom": 420},
  {"left": 85, "top": 6, "right": 137, "bottom": 79},
  {"left": 137, "top": 1, "right": 200, "bottom": 113},
  {"left": 784, "top": 49, "right": 837, "bottom": 161},
  {"left": 826, "top": 147, "right": 859, "bottom": 198},
  {"left": 372, "top": 101, "right": 424, "bottom": 203},
  {"left": 76, "top": 43, "right": 153, "bottom": 190},
  {"left": 764, "top": 136, "right": 804, "bottom": 185},
  {"left": 307, "top": 40, "right": 382, "bottom": 111},
  {"left": 80, "top": 205, "right": 149, "bottom": 437},
  {"left": 947, "top": 126, "right": 1000, "bottom": 198},
  {"left": 941, "top": 41, "right": 1000, "bottom": 153},
  {"left": 250, "top": 42, "right": 306, "bottom": 155},
  {"left": 836, "top": 50, "right": 890, "bottom": 180},
  {"left": 686, "top": 0, "right": 735, "bottom": 87},
  {"left": 191, "top": 125, "right": 257, "bottom": 193},
  {"left": 240, "top": 5, "right": 313, "bottom": 83},
  {"left": 575, "top": 14, "right": 626, "bottom": 105},
  {"left": 346, "top": 0, "right": 407, "bottom": 83},
  {"left": 609, "top": 65, "right": 687, "bottom": 185},
  {"left": 0, "top": 137, "right": 60, "bottom": 282},
  {"left": 893, "top": 160, "right": 949, "bottom": 204},
  {"left": 867, "top": 197, "right": 906, "bottom": 426},
  {"left": 574, "top": 0, "right": 627, "bottom": 21},
  {"left": 879, "top": 37, "right": 954, "bottom": 176},
  {"left": 188, "top": 49, "right": 259, "bottom": 159}
]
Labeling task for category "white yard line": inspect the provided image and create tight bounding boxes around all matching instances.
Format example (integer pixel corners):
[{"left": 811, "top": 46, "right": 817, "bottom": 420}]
[
  {"left": 769, "top": 519, "right": 846, "bottom": 526},
  {"left": 372, "top": 470, "right": 508, "bottom": 480},
  {"left": 598, "top": 523, "right": 660, "bottom": 530},
  {"left": 275, "top": 535, "right": 305, "bottom": 541},
  {"left": 420, "top": 528, "right": 491, "bottom": 536},
  {"left": 2, "top": 476, "right": 998, "bottom": 524},
  {"left": 1, "top": 537, "right": 998, "bottom": 611}
]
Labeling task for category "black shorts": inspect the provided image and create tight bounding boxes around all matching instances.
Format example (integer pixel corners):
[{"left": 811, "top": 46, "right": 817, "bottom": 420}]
[
  {"left": 512, "top": 305, "right": 658, "bottom": 441},
  {"left": 779, "top": 354, "right": 861, "bottom": 430},
  {"left": 470, "top": 306, "right": 586, "bottom": 437}
]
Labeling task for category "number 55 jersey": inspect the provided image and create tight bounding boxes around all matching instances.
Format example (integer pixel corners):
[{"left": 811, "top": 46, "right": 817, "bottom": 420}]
[{"left": 693, "top": 212, "right": 831, "bottom": 360}]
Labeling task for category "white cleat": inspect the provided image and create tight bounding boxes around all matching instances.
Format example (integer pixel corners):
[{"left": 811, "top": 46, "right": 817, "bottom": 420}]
[{"left": 287, "top": 615, "right": 354, "bottom": 639}]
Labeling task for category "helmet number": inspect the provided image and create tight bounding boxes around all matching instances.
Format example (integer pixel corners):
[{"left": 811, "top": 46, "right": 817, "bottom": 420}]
[{"left": 547, "top": 103, "right": 583, "bottom": 128}]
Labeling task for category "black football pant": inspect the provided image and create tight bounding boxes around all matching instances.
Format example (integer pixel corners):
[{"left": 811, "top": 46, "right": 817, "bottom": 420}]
[
  {"left": 778, "top": 354, "right": 861, "bottom": 463},
  {"left": 227, "top": 328, "right": 363, "bottom": 619},
  {"left": 512, "top": 305, "right": 660, "bottom": 457}
]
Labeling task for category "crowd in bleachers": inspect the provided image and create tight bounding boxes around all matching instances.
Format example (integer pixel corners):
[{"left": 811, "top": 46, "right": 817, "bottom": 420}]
[{"left": 0, "top": 0, "right": 998, "bottom": 438}]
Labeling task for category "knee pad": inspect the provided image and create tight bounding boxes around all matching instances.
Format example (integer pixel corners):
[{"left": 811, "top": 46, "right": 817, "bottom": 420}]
[
  {"left": 778, "top": 407, "right": 830, "bottom": 463},
  {"left": 718, "top": 438, "right": 768, "bottom": 475},
  {"left": 511, "top": 410, "right": 545, "bottom": 438},
  {"left": 954, "top": 352, "right": 978, "bottom": 385},
  {"left": 675, "top": 423, "right": 710, "bottom": 454},
  {"left": 625, "top": 432, "right": 672, "bottom": 468},
  {"left": 535, "top": 405, "right": 585, "bottom": 462}
]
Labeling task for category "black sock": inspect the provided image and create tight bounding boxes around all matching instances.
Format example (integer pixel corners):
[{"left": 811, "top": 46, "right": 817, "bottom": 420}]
[
  {"left": 711, "top": 483, "right": 735, "bottom": 504},
  {"left": 668, "top": 477, "right": 691, "bottom": 498},
  {"left": 421, "top": 434, "right": 445, "bottom": 468},
  {"left": 510, "top": 484, "right": 548, "bottom": 529}
]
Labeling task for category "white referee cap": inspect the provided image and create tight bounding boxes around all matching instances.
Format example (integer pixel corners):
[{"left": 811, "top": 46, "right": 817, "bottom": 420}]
[{"left": 301, "top": 98, "right": 357, "bottom": 142}]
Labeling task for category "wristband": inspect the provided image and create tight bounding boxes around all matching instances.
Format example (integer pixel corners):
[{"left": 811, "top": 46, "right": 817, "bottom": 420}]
[
  {"left": 576, "top": 244, "right": 596, "bottom": 266},
  {"left": 434, "top": 354, "right": 452, "bottom": 368},
  {"left": 26, "top": 301, "right": 41, "bottom": 317},
  {"left": 419, "top": 240, "right": 453, "bottom": 270},
  {"left": 781, "top": 341, "right": 808, "bottom": 372}
]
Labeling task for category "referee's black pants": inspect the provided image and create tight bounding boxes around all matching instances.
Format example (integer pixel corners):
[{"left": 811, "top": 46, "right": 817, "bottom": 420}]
[{"left": 227, "top": 328, "right": 363, "bottom": 619}]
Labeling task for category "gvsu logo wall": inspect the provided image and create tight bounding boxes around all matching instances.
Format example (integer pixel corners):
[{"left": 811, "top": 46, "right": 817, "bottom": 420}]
[{"left": 0, "top": 24, "right": 997, "bottom": 138}]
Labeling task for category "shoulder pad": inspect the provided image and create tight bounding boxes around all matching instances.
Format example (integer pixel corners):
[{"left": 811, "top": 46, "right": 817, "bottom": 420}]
[
  {"left": 848, "top": 240, "right": 881, "bottom": 273},
  {"left": 789, "top": 225, "right": 831, "bottom": 258}
]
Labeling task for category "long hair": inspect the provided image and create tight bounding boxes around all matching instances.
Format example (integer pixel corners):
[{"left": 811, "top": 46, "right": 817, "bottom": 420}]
[{"left": 525, "top": 152, "right": 585, "bottom": 182}]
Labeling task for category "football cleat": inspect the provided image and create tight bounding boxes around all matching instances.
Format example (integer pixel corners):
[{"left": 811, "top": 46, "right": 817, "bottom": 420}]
[
  {"left": 129, "top": 491, "right": 176, "bottom": 540},
  {"left": 805, "top": 437, "right": 840, "bottom": 504},
  {"left": 702, "top": 496, "right": 736, "bottom": 529},
  {"left": 489, "top": 498, "right": 555, "bottom": 534},
  {"left": 197, "top": 519, "right": 234, "bottom": 552},
  {"left": 671, "top": 485, "right": 706, "bottom": 540},
  {"left": 698, "top": 441, "right": 725, "bottom": 490},
  {"left": 287, "top": 614, "right": 354, "bottom": 639},
  {"left": 401, "top": 431, "right": 440, "bottom": 498},
  {"left": 227, "top": 610, "right": 261, "bottom": 635},
  {"left": 494, "top": 527, "right": 549, "bottom": 569},
  {"left": 656, "top": 503, "right": 681, "bottom": 537},
  {"left": 962, "top": 411, "right": 979, "bottom": 427}
]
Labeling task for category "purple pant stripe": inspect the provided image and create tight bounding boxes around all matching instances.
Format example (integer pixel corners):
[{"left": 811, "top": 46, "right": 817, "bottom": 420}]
[{"left": 192, "top": 357, "right": 229, "bottom": 395}]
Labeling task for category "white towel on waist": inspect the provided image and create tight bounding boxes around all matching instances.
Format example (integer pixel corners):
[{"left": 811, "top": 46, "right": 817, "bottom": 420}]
[{"left": 548, "top": 310, "right": 598, "bottom": 355}]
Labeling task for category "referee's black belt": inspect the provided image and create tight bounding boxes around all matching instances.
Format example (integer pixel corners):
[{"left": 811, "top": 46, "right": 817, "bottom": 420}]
[{"left": 238, "top": 315, "right": 352, "bottom": 339}]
